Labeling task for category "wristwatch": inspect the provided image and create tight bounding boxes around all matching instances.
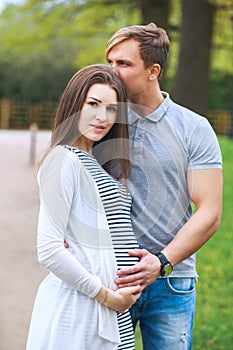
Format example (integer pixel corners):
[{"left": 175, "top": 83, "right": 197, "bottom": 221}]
[{"left": 155, "top": 252, "right": 173, "bottom": 277}]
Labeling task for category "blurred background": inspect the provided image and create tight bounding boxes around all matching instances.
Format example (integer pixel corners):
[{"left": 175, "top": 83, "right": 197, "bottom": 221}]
[
  {"left": 0, "top": 1, "right": 232, "bottom": 349},
  {"left": 0, "top": 0, "right": 232, "bottom": 132}
]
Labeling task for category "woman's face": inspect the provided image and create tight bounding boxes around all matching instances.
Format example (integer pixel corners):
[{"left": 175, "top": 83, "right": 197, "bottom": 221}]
[{"left": 78, "top": 83, "right": 118, "bottom": 147}]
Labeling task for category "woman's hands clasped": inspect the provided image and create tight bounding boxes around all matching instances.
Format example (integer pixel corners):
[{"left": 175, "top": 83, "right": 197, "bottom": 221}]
[{"left": 95, "top": 285, "right": 141, "bottom": 313}]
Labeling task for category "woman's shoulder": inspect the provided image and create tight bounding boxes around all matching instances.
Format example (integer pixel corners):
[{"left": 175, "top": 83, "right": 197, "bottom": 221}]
[
  {"left": 45, "top": 145, "right": 81, "bottom": 165},
  {"left": 39, "top": 145, "right": 82, "bottom": 180}
]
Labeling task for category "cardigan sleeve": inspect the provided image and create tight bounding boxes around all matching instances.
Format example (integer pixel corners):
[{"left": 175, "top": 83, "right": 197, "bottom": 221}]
[{"left": 37, "top": 147, "right": 102, "bottom": 298}]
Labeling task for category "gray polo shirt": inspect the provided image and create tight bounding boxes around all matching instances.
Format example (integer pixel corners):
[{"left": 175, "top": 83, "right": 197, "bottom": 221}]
[{"left": 128, "top": 92, "right": 222, "bottom": 278}]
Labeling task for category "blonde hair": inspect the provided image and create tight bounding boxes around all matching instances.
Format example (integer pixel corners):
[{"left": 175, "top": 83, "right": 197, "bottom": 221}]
[{"left": 106, "top": 23, "right": 170, "bottom": 78}]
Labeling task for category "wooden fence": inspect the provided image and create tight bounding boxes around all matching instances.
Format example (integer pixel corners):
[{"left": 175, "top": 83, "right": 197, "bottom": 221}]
[
  {"left": 0, "top": 98, "right": 57, "bottom": 130},
  {"left": 208, "top": 110, "right": 233, "bottom": 136},
  {"left": 0, "top": 98, "right": 232, "bottom": 136}
]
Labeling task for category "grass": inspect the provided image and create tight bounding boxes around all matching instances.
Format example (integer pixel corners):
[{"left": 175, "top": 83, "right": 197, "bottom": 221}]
[{"left": 135, "top": 136, "right": 233, "bottom": 349}]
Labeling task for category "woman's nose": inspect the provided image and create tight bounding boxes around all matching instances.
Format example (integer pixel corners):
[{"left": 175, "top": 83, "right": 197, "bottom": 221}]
[{"left": 95, "top": 106, "right": 107, "bottom": 121}]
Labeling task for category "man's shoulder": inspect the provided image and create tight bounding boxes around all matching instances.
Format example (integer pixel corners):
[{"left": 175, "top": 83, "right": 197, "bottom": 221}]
[
  {"left": 167, "top": 98, "right": 210, "bottom": 132},
  {"left": 169, "top": 98, "right": 202, "bottom": 118}
]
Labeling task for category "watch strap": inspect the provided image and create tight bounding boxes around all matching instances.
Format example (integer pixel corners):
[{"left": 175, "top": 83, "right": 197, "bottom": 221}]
[
  {"left": 155, "top": 252, "right": 170, "bottom": 266},
  {"left": 155, "top": 252, "right": 173, "bottom": 276}
]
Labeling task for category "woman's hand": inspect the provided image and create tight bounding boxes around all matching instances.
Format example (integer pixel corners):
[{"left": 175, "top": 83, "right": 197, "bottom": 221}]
[
  {"left": 95, "top": 285, "right": 141, "bottom": 313},
  {"left": 64, "top": 239, "right": 69, "bottom": 249}
]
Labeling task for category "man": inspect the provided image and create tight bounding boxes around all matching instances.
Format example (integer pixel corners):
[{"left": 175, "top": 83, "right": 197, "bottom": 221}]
[{"left": 106, "top": 23, "right": 223, "bottom": 349}]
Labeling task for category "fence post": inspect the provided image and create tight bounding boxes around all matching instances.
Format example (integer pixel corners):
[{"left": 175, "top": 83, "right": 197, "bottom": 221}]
[
  {"left": 29, "top": 122, "right": 38, "bottom": 164},
  {"left": 0, "top": 98, "right": 10, "bottom": 129}
]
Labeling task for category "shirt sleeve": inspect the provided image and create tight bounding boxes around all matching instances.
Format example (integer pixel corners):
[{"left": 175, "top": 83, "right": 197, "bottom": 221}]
[
  {"left": 37, "top": 147, "right": 102, "bottom": 298},
  {"left": 187, "top": 117, "right": 222, "bottom": 171}
]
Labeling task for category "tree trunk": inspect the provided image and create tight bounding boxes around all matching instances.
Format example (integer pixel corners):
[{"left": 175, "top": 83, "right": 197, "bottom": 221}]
[
  {"left": 140, "top": 0, "right": 170, "bottom": 32},
  {"left": 139, "top": 0, "right": 170, "bottom": 87},
  {"left": 172, "top": 0, "right": 216, "bottom": 115}
]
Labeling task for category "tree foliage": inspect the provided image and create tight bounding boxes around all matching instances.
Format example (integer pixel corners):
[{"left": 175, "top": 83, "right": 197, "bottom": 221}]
[
  {"left": 0, "top": 0, "right": 232, "bottom": 110},
  {"left": 0, "top": 0, "right": 140, "bottom": 102}
]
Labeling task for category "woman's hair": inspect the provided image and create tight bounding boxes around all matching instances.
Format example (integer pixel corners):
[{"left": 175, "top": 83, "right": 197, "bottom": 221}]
[
  {"left": 37, "top": 64, "right": 130, "bottom": 180},
  {"left": 106, "top": 23, "right": 170, "bottom": 78}
]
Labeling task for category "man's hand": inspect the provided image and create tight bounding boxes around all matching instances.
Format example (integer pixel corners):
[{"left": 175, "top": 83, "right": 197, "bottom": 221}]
[{"left": 115, "top": 249, "right": 161, "bottom": 290}]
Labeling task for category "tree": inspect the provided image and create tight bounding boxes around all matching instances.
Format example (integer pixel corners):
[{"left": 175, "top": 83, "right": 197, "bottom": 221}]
[
  {"left": 0, "top": 0, "right": 141, "bottom": 102},
  {"left": 139, "top": 0, "right": 172, "bottom": 88},
  {"left": 140, "top": 0, "right": 170, "bottom": 31},
  {"left": 0, "top": 0, "right": 231, "bottom": 110},
  {"left": 172, "top": 0, "right": 216, "bottom": 115}
]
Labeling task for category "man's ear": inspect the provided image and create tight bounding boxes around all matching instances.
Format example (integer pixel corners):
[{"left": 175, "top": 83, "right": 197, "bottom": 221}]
[{"left": 149, "top": 64, "right": 161, "bottom": 80}]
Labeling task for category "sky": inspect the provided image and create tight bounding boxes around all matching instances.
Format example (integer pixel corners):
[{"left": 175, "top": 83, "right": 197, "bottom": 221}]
[
  {"left": 0, "top": 0, "right": 25, "bottom": 12},
  {"left": 0, "top": 0, "right": 67, "bottom": 12}
]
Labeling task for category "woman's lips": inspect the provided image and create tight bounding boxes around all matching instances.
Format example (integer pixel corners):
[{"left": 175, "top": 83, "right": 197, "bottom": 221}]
[{"left": 91, "top": 124, "right": 106, "bottom": 132}]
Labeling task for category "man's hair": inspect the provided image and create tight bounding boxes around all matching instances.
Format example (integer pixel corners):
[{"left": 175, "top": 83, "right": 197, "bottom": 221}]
[{"left": 106, "top": 23, "right": 170, "bottom": 77}]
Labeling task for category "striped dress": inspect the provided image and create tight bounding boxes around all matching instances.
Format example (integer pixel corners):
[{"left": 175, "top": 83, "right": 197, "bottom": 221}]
[{"left": 65, "top": 146, "right": 139, "bottom": 350}]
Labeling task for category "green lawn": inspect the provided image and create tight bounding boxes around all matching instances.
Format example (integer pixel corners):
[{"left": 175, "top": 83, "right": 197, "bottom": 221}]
[{"left": 135, "top": 136, "right": 233, "bottom": 349}]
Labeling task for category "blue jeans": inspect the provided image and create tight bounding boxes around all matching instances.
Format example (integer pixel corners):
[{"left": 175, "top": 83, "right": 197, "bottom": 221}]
[{"left": 130, "top": 277, "right": 196, "bottom": 350}]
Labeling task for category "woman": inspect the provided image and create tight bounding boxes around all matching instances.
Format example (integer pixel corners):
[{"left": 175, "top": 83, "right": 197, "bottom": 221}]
[{"left": 26, "top": 64, "right": 141, "bottom": 350}]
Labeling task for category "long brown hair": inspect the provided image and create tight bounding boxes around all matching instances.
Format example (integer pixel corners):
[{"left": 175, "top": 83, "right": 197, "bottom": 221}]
[{"left": 38, "top": 64, "right": 130, "bottom": 180}]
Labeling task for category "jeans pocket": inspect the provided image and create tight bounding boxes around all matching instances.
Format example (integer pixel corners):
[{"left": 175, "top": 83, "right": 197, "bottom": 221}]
[{"left": 166, "top": 277, "right": 196, "bottom": 295}]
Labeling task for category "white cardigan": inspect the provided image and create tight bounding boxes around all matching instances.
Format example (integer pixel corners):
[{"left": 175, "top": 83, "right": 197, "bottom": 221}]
[{"left": 37, "top": 146, "right": 120, "bottom": 347}]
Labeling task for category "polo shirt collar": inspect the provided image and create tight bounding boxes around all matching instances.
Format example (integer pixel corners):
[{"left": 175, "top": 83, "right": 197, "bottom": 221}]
[{"left": 129, "top": 91, "right": 171, "bottom": 124}]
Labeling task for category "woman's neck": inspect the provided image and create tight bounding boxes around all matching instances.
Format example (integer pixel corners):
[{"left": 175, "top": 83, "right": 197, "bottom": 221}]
[{"left": 72, "top": 137, "right": 93, "bottom": 155}]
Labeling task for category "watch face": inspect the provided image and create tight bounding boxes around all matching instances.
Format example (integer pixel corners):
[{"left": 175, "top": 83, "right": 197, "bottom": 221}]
[{"left": 162, "top": 263, "right": 173, "bottom": 276}]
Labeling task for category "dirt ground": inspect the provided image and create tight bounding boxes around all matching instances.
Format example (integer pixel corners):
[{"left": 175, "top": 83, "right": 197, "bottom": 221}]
[{"left": 0, "top": 130, "right": 51, "bottom": 350}]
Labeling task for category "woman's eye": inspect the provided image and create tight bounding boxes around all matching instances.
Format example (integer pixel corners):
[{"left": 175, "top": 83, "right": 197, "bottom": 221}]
[
  {"left": 106, "top": 105, "right": 117, "bottom": 113},
  {"left": 88, "top": 101, "right": 98, "bottom": 107}
]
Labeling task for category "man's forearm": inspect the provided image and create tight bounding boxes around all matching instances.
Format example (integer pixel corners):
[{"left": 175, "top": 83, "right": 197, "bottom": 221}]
[{"left": 162, "top": 204, "right": 221, "bottom": 267}]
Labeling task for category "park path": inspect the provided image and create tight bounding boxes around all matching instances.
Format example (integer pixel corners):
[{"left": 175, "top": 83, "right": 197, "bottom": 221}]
[{"left": 0, "top": 130, "right": 50, "bottom": 350}]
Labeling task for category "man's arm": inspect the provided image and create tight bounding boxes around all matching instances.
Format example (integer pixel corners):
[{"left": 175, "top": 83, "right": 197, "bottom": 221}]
[
  {"left": 115, "top": 168, "right": 223, "bottom": 290},
  {"left": 163, "top": 168, "right": 223, "bottom": 265}
]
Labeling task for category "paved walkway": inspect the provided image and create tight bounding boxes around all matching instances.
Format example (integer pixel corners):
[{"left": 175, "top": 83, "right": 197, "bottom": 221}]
[{"left": 0, "top": 130, "right": 50, "bottom": 350}]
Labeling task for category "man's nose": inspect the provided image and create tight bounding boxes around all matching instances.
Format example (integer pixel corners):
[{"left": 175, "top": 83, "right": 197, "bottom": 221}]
[{"left": 110, "top": 62, "right": 120, "bottom": 75}]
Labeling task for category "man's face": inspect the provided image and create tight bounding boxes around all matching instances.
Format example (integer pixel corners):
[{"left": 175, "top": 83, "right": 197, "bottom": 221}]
[{"left": 107, "top": 39, "right": 151, "bottom": 102}]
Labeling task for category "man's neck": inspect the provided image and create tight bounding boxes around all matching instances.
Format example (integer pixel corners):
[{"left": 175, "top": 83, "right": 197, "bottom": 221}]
[{"left": 129, "top": 90, "right": 164, "bottom": 117}]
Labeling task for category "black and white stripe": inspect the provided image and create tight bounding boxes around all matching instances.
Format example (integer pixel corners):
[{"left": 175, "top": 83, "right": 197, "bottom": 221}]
[{"left": 65, "top": 146, "right": 139, "bottom": 350}]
